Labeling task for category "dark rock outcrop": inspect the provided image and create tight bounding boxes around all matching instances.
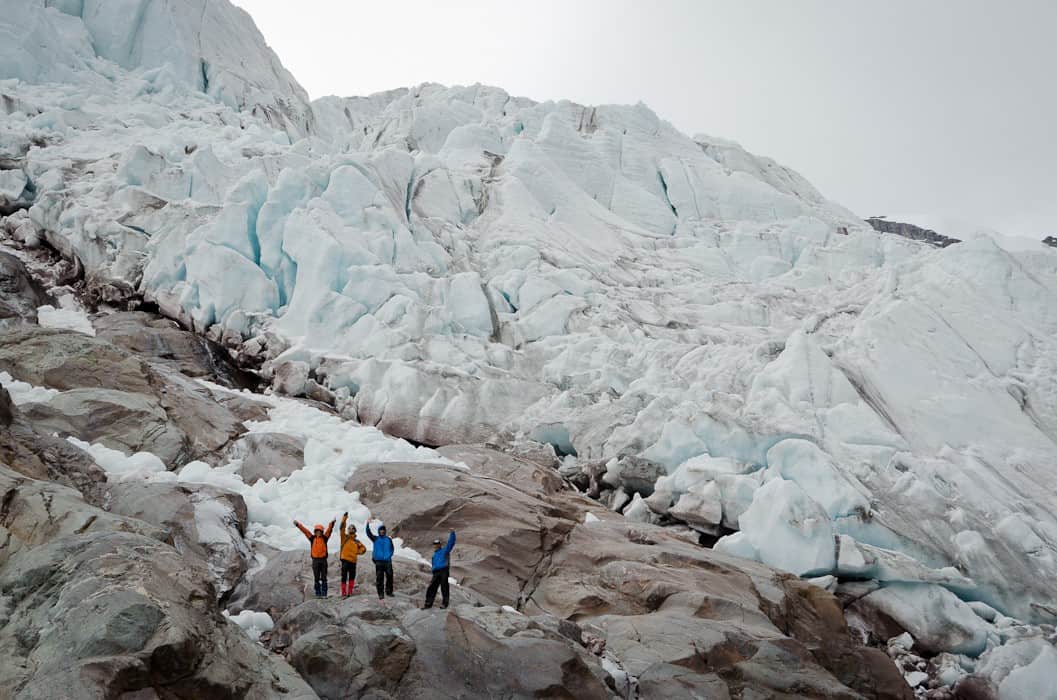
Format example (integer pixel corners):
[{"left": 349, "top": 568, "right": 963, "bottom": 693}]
[
  {"left": 866, "top": 217, "right": 961, "bottom": 248},
  {"left": 0, "top": 250, "right": 51, "bottom": 327},
  {"left": 1042, "top": 235, "right": 1057, "bottom": 249}
]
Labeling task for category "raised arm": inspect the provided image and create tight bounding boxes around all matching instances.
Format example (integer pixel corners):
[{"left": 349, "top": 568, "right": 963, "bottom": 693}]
[
  {"left": 365, "top": 521, "right": 377, "bottom": 542},
  {"left": 339, "top": 513, "right": 348, "bottom": 545},
  {"left": 324, "top": 519, "right": 335, "bottom": 540},
  {"left": 442, "top": 529, "right": 456, "bottom": 555},
  {"left": 294, "top": 520, "right": 313, "bottom": 540}
]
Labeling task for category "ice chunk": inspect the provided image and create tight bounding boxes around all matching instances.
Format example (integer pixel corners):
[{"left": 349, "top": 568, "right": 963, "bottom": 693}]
[
  {"left": 223, "top": 609, "right": 274, "bottom": 642},
  {"left": 36, "top": 301, "right": 95, "bottom": 337},
  {"left": 66, "top": 437, "right": 167, "bottom": 477},
  {"left": 446, "top": 272, "right": 493, "bottom": 337},
  {"left": 999, "top": 644, "right": 1057, "bottom": 700},
  {"left": 723, "top": 478, "right": 836, "bottom": 576},
  {"left": 0, "top": 371, "right": 60, "bottom": 404},
  {"left": 668, "top": 481, "right": 723, "bottom": 531},
  {"left": 862, "top": 583, "right": 991, "bottom": 656},
  {"left": 765, "top": 439, "right": 869, "bottom": 518}
]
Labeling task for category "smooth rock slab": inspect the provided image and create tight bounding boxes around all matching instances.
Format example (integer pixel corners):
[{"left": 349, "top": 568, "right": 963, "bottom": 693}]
[
  {"left": 0, "top": 326, "right": 255, "bottom": 465},
  {"left": 105, "top": 481, "right": 251, "bottom": 598}
]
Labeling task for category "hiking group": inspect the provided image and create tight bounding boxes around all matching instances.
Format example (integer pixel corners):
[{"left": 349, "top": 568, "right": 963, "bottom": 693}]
[{"left": 293, "top": 513, "right": 456, "bottom": 609}]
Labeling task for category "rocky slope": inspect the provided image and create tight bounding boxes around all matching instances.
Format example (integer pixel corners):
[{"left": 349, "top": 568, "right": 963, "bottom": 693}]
[{"left": 2, "top": 1, "right": 1057, "bottom": 698}]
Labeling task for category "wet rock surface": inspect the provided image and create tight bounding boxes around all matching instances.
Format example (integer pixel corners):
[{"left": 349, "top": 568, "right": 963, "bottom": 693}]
[
  {"left": 0, "top": 326, "right": 259, "bottom": 465},
  {"left": 93, "top": 311, "right": 257, "bottom": 389}
]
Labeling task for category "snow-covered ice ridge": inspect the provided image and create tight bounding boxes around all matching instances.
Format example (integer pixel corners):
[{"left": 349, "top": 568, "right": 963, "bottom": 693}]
[{"left": 4, "top": 0, "right": 1057, "bottom": 646}]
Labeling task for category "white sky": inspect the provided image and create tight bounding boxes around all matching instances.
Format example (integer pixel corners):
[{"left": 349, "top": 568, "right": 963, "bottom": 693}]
[{"left": 232, "top": 0, "right": 1056, "bottom": 239}]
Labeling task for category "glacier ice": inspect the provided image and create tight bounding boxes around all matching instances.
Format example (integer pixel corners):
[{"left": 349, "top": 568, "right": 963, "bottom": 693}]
[{"left": 3, "top": 0, "right": 1057, "bottom": 674}]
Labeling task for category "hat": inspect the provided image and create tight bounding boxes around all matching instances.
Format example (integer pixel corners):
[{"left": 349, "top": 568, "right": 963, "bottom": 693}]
[
  {"left": 313, "top": 523, "right": 324, "bottom": 532},
  {"left": 433, "top": 538, "right": 442, "bottom": 545}
]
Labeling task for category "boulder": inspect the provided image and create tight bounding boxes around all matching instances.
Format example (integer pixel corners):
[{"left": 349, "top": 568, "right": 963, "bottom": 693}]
[
  {"left": 0, "top": 250, "right": 51, "bottom": 326},
  {"left": 0, "top": 386, "right": 109, "bottom": 505},
  {"left": 271, "top": 598, "right": 417, "bottom": 699},
  {"left": 105, "top": 481, "right": 251, "bottom": 598},
  {"left": 0, "top": 326, "right": 256, "bottom": 465},
  {"left": 226, "top": 548, "right": 314, "bottom": 620},
  {"left": 92, "top": 311, "right": 257, "bottom": 389},
  {"left": 227, "top": 431, "right": 306, "bottom": 484},
  {"left": 612, "top": 455, "right": 665, "bottom": 496},
  {"left": 270, "top": 597, "right": 613, "bottom": 700}
]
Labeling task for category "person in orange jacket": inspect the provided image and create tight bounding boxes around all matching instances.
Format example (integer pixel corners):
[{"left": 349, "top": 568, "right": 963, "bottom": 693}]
[
  {"left": 339, "top": 512, "right": 367, "bottom": 597},
  {"left": 294, "top": 517, "right": 335, "bottom": 598}
]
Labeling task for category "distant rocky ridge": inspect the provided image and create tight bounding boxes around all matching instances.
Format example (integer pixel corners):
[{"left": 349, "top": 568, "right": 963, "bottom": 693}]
[
  {"left": 865, "top": 217, "right": 962, "bottom": 248},
  {"left": 1042, "top": 235, "right": 1057, "bottom": 248}
]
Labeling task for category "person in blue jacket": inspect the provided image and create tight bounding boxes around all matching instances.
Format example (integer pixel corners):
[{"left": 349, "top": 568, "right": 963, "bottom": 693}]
[
  {"left": 423, "top": 529, "right": 456, "bottom": 609},
  {"left": 365, "top": 520, "right": 395, "bottom": 600}
]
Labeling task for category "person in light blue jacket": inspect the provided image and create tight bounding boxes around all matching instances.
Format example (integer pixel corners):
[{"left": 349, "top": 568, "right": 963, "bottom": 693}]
[
  {"left": 365, "top": 521, "right": 395, "bottom": 600},
  {"left": 423, "top": 529, "right": 456, "bottom": 609}
]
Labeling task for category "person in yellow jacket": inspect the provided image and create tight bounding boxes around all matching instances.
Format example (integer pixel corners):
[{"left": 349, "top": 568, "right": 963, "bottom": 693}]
[
  {"left": 294, "top": 518, "right": 335, "bottom": 598},
  {"left": 339, "top": 512, "right": 367, "bottom": 597}
]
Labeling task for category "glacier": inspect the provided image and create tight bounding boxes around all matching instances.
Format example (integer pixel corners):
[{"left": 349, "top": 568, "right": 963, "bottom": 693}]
[{"left": 3, "top": 0, "right": 1057, "bottom": 693}]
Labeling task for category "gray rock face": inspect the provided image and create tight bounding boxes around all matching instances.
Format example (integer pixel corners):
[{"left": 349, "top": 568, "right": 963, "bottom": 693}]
[
  {"left": 228, "top": 545, "right": 492, "bottom": 622},
  {"left": 0, "top": 385, "right": 109, "bottom": 505},
  {"left": 270, "top": 598, "right": 613, "bottom": 700},
  {"left": 0, "top": 466, "right": 316, "bottom": 699},
  {"left": 0, "top": 464, "right": 163, "bottom": 569},
  {"left": 227, "top": 431, "right": 306, "bottom": 484},
  {"left": 105, "top": 481, "right": 251, "bottom": 598},
  {"left": 0, "top": 326, "right": 258, "bottom": 465},
  {"left": 21, "top": 388, "right": 189, "bottom": 464},
  {"left": 349, "top": 460, "right": 585, "bottom": 607},
  {"left": 227, "top": 549, "right": 314, "bottom": 620},
  {"left": 0, "top": 250, "right": 50, "bottom": 326},
  {"left": 1042, "top": 235, "right": 1057, "bottom": 248},
  {"left": 346, "top": 456, "right": 911, "bottom": 699},
  {"left": 93, "top": 311, "right": 257, "bottom": 389}
]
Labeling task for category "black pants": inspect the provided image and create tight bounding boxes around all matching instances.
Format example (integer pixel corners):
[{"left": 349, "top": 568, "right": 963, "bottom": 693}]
[
  {"left": 425, "top": 567, "right": 450, "bottom": 608},
  {"left": 374, "top": 560, "right": 394, "bottom": 598},
  {"left": 311, "top": 557, "right": 328, "bottom": 597},
  {"left": 341, "top": 560, "right": 357, "bottom": 585}
]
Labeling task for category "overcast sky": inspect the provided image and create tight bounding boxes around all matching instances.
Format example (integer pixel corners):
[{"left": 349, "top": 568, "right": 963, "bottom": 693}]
[{"left": 232, "top": 0, "right": 1056, "bottom": 238}]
